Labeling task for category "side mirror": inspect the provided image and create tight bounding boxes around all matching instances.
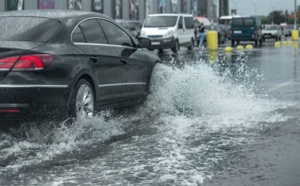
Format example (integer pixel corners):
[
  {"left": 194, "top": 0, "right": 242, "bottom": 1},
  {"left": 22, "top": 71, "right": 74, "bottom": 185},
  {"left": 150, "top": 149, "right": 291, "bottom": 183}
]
[{"left": 138, "top": 37, "right": 151, "bottom": 48}]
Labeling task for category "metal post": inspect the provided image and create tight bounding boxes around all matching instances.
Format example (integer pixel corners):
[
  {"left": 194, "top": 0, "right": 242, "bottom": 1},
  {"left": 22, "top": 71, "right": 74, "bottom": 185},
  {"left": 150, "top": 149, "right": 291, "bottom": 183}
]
[
  {"left": 294, "top": 0, "right": 297, "bottom": 29},
  {"left": 252, "top": 3, "right": 258, "bottom": 16},
  {"left": 271, "top": 6, "right": 274, "bottom": 24}
]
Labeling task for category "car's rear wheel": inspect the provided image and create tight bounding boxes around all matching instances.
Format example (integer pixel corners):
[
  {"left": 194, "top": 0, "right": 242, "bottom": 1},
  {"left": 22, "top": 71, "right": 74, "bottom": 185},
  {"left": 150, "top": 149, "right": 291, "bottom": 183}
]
[
  {"left": 259, "top": 38, "right": 263, "bottom": 46},
  {"left": 231, "top": 39, "right": 235, "bottom": 46},
  {"left": 69, "top": 79, "right": 95, "bottom": 121},
  {"left": 172, "top": 40, "right": 179, "bottom": 53},
  {"left": 187, "top": 38, "right": 194, "bottom": 51}
]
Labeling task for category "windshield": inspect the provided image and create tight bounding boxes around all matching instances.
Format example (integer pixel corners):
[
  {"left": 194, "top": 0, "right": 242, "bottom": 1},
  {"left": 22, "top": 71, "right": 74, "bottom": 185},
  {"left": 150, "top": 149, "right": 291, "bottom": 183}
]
[
  {"left": 265, "top": 25, "right": 277, "bottom": 30},
  {"left": 0, "top": 17, "right": 60, "bottom": 42},
  {"left": 143, "top": 16, "right": 178, "bottom": 28},
  {"left": 119, "top": 22, "right": 140, "bottom": 30}
]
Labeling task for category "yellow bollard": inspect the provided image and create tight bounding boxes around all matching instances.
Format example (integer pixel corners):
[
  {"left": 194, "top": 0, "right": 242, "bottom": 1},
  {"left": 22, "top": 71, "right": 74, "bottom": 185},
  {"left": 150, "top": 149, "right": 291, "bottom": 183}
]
[
  {"left": 206, "top": 31, "right": 218, "bottom": 50},
  {"left": 274, "top": 41, "right": 281, "bottom": 47},
  {"left": 224, "top": 46, "right": 233, "bottom": 52},
  {"left": 291, "top": 29, "right": 299, "bottom": 41},
  {"left": 245, "top": 44, "right": 253, "bottom": 49},
  {"left": 236, "top": 45, "right": 244, "bottom": 50},
  {"left": 282, "top": 41, "right": 287, "bottom": 45}
]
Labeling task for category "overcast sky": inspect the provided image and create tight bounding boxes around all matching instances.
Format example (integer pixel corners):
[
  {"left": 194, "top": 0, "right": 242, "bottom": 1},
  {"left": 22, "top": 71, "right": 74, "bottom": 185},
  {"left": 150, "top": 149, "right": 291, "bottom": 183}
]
[{"left": 228, "top": 0, "right": 298, "bottom": 16}]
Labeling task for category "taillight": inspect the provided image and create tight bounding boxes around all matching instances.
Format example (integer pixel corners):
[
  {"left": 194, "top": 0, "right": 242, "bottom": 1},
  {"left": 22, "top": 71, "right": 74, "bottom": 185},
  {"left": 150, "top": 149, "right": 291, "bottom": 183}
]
[
  {"left": 0, "top": 54, "right": 53, "bottom": 71},
  {"left": 0, "top": 109, "right": 20, "bottom": 113}
]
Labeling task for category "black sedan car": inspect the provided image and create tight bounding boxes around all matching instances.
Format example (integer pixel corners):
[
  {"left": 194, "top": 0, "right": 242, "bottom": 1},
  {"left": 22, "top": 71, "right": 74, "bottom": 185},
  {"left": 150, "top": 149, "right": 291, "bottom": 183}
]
[{"left": 0, "top": 10, "right": 160, "bottom": 121}]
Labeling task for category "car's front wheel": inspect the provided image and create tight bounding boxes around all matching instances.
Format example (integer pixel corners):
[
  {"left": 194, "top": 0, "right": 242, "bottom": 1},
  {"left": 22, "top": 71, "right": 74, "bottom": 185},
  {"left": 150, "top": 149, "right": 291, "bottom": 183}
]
[{"left": 69, "top": 79, "right": 95, "bottom": 121}]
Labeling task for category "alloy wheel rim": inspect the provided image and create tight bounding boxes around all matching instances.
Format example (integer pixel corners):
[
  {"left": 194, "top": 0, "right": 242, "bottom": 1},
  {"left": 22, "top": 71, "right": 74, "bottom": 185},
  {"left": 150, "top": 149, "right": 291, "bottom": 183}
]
[{"left": 76, "top": 84, "right": 94, "bottom": 118}]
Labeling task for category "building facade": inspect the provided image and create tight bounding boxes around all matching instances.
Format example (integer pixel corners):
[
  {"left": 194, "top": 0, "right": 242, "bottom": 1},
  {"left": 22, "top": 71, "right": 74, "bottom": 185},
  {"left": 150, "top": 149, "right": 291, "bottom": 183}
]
[
  {"left": 0, "top": 0, "right": 202, "bottom": 21},
  {"left": 196, "top": 0, "right": 217, "bottom": 20},
  {"left": 219, "top": 0, "right": 229, "bottom": 17},
  {"left": 0, "top": 0, "right": 220, "bottom": 23}
]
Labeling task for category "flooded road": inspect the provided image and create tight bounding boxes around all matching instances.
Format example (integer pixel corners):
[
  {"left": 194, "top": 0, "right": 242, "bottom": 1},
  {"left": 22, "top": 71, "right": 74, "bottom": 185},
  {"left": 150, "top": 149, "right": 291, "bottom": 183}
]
[{"left": 1, "top": 41, "right": 300, "bottom": 186}]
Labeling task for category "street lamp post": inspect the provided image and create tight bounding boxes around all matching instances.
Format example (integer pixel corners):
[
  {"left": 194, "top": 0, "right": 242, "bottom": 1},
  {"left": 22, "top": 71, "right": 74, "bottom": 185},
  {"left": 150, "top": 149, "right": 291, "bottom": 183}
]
[
  {"left": 271, "top": 6, "right": 274, "bottom": 24},
  {"left": 233, "top": 0, "right": 237, "bottom": 9},
  {"left": 252, "top": 3, "right": 258, "bottom": 16},
  {"left": 294, "top": 0, "right": 297, "bottom": 29}
]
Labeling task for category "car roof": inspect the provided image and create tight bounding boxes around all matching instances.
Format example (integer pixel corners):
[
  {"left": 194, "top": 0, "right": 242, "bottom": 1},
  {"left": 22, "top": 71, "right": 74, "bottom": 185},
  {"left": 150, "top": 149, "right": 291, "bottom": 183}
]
[{"left": 0, "top": 10, "right": 109, "bottom": 20}]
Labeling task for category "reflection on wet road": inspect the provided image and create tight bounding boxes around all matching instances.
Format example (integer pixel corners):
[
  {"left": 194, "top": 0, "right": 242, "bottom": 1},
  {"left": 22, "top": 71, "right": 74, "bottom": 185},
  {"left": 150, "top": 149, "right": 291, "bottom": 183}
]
[{"left": 1, "top": 41, "right": 300, "bottom": 185}]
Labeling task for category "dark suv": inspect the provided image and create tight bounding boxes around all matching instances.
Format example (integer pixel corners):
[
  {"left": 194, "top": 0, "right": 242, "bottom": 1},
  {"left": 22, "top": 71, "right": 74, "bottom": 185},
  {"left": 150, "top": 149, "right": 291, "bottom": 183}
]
[{"left": 230, "top": 16, "right": 263, "bottom": 47}]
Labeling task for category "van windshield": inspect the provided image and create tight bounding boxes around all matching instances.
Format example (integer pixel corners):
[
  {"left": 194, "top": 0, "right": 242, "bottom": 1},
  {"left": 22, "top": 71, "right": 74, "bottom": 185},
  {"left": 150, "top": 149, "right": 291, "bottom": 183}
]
[{"left": 143, "top": 16, "right": 178, "bottom": 28}]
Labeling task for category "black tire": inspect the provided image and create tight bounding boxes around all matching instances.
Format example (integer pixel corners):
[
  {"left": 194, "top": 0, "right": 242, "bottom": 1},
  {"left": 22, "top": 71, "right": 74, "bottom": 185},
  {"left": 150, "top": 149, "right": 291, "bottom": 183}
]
[
  {"left": 255, "top": 39, "right": 258, "bottom": 47},
  {"left": 158, "top": 49, "right": 163, "bottom": 53},
  {"left": 259, "top": 38, "right": 263, "bottom": 46},
  {"left": 187, "top": 38, "right": 194, "bottom": 51},
  {"left": 172, "top": 40, "right": 179, "bottom": 53},
  {"left": 69, "top": 79, "right": 95, "bottom": 121}
]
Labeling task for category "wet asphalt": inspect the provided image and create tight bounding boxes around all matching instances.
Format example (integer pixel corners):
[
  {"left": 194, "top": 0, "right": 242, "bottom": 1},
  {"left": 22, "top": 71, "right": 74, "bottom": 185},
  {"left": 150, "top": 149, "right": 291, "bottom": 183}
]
[{"left": 1, "top": 38, "right": 300, "bottom": 186}]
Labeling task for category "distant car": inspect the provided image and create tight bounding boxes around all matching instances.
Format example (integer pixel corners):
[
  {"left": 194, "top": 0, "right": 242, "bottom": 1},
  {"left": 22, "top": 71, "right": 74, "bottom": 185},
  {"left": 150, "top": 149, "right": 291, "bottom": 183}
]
[
  {"left": 115, "top": 20, "right": 142, "bottom": 38},
  {"left": 262, "top": 24, "right": 282, "bottom": 41},
  {"left": 140, "top": 14, "right": 195, "bottom": 53},
  {"left": 230, "top": 16, "right": 263, "bottom": 46},
  {"left": 284, "top": 25, "right": 294, "bottom": 36},
  {"left": 0, "top": 10, "right": 160, "bottom": 121}
]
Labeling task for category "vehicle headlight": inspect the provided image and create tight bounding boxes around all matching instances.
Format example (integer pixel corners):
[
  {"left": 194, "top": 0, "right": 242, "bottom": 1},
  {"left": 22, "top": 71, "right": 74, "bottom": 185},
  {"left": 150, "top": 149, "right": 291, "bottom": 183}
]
[{"left": 163, "top": 31, "right": 174, "bottom": 38}]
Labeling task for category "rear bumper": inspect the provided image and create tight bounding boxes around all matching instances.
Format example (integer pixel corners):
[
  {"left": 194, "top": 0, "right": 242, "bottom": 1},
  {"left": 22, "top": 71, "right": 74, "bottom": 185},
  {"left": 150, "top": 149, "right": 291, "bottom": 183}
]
[
  {"left": 231, "top": 37, "right": 257, "bottom": 41},
  {"left": 263, "top": 33, "right": 277, "bottom": 38},
  {"left": 0, "top": 86, "right": 70, "bottom": 119}
]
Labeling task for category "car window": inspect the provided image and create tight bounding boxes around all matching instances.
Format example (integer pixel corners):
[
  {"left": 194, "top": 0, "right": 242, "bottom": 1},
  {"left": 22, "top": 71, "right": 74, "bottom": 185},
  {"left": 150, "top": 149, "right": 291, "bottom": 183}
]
[
  {"left": 99, "top": 20, "right": 133, "bottom": 47},
  {"left": 233, "top": 19, "right": 243, "bottom": 27},
  {"left": 178, "top": 16, "right": 183, "bottom": 28},
  {"left": 0, "top": 17, "right": 60, "bottom": 42},
  {"left": 72, "top": 26, "right": 86, "bottom": 43},
  {"left": 244, "top": 19, "right": 254, "bottom": 27},
  {"left": 143, "top": 16, "right": 178, "bottom": 27},
  {"left": 184, "top": 16, "right": 194, "bottom": 29},
  {"left": 79, "top": 19, "right": 108, "bottom": 44}
]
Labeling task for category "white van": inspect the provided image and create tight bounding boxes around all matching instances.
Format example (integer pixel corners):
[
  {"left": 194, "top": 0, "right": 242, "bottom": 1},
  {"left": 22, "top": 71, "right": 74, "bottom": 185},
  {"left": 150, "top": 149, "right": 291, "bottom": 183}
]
[{"left": 140, "top": 14, "right": 195, "bottom": 53}]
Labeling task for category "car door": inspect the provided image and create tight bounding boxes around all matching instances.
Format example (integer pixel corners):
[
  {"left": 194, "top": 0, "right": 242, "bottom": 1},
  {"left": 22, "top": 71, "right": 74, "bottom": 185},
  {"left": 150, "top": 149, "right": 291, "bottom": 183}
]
[
  {"left": 72, "top": 18, "right": 124, "bottom": 106},
  {"left": 184, "top": 16, "right": 195, "bottom": 44},
  {"left": 177, "top": 16, "right": 185, "bottom": 45},
  {"left": 99, "top": 19, "right": 149, "bottom": 101}
]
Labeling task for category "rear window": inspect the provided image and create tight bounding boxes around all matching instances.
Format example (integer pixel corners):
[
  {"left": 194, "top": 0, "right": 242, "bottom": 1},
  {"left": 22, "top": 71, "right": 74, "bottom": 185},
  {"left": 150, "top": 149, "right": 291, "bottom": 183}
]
[
  {"left": 233, "top": 19, "right": 243, "bottom": 27},
  {"left": 244, "top": 19, "right": 254, "bottom": 26},
  {"left": 233, "top": 18, "right": 254, "bottom": 27},
  {"left": 0, "top": 17, "right": 60, "bottom": 42}
]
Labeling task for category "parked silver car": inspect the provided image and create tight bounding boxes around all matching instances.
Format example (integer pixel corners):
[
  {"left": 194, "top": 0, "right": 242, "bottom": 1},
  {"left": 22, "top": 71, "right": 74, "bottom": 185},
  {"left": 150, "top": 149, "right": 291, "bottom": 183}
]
[{"left": 262, "top": 24, "right": 282, "bottom": 41}]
